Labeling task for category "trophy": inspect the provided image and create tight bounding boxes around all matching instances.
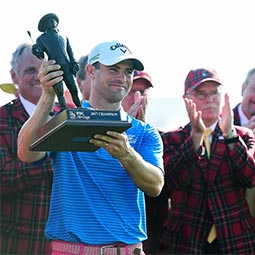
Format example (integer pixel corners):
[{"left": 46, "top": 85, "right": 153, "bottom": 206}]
[
  {"left": 29, "top": 108, "right": 132, "bottom": 152},
  {"left": 31, "top": 12, "right": 81, "bottom": 108},
  {"left": 29, "top": 13, "right": 131, "bottom": 151}
]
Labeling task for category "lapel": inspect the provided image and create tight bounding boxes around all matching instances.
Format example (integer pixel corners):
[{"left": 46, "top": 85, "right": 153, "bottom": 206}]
[
  {"left": 233, "top": 104, "right": 241, "bottom": 125},
  {"left": 206, "top": 124, "right": 227, "bottom": 190},
  {"left": 10, "top": 97, "right": 30, "bottom": 123}
]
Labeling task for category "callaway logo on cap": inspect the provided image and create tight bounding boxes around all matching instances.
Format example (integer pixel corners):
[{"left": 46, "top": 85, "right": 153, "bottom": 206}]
[{"left": 88, "top": 41, "right": 144, "bottom": 71}]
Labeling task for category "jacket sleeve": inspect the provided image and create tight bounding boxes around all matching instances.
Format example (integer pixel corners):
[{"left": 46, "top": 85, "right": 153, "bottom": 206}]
[
  {"left": 0, "top": 104, "right": 53, "bottom": 194},
  {"left": 227, "top": 126, "right": 255, "bottom": 188},
  {"left": 162, "top": 128, "right": 203, "bottom": 191}
]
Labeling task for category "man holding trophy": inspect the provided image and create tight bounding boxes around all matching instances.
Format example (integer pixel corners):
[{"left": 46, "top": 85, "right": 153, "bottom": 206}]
[{"left": 18, "top": 40, "right": 164, "bottom": 255}]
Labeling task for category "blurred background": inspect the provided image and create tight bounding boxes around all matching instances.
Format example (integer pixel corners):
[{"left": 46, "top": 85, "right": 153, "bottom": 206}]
[{"left": 1, "top": 0, "right": 254, "bottom": 130}]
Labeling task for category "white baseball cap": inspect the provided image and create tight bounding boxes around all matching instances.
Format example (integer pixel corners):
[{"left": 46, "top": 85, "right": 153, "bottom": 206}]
[{"left": 88, "top": 41, "right": 144, "bottom": 71}]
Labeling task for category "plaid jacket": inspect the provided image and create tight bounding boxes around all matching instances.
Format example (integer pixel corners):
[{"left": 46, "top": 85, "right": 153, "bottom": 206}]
[
  {"left": 0, "top": 98, "right": 53, "bottom": 255},
  {"left": 233, "top": 103, "right": 255, "bottom": 219},
  {"left": 161, "top": 123, "right": 255, "bottom": 254}
]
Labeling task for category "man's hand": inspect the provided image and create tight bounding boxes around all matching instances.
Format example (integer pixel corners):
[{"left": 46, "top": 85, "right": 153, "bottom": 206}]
[
  {"left": 183, "top": 96, "right": 205, "bottom": 133},
  {"left": 183, "top": 96, "right": 205, "bottom": 151},
  {"left": 127, "top": 91, "right": 149, "bottom": 122},
  {"left": 38, "top": 60, "right": 64, "bottom": 96},
  {"left": 89, "top": 131, "right": 132, "bottom": 159},
  {"left": 219, "top": 93, "right": 234, "bottom": 135}
]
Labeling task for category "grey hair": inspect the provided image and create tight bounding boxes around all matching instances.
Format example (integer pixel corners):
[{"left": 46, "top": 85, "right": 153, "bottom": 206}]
[
  {"left": 243, "top": 68, "right": 255, "bottom": 87},
  {"left": 10, "top": 43, "right": 32, "bottom": 74}
]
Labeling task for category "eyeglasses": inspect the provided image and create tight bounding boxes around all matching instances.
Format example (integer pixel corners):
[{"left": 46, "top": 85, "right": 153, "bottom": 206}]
[{"left": 188, "top": 91, "right": 221, "bottom": 101}]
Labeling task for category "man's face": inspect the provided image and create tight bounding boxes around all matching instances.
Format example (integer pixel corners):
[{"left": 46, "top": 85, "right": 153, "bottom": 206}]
[
  {"left": 122, "top": 78, "right": 151, "bottom": 111},
  {"left": 186, "top": 81, "right": 222, "bottom": 126},
  {"left": 11, "top": 49, "right": 43, "bottom": 104},
  {"left": 241, "top": 72, "right": 255, "bottom": 119},
  {"left": 92, "top": 60, "right": 134, "bottom": 105}
]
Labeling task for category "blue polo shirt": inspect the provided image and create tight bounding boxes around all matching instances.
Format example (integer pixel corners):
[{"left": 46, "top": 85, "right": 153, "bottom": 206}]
[{"left": 45, "top": 104, "right": 163, "bottom": 245}]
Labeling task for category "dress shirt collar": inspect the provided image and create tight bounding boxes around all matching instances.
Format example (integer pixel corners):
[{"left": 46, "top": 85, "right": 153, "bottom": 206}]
[
  {"left": 19, "top": 94, "right": 36, "bottom": 116},
  {"left": 207, "top": 121, "right": 217, "bottom": 132},
  {"left": 237, "top": 103, "right": 249, "bottom": 126}
]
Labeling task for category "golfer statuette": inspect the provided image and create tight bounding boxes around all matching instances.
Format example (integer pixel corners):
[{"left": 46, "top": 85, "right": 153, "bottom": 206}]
[
  {"left": 32, "top": 13, "right": 81, "bottom": 109},
  {"left": 29, "top": 13, "right": 132, "bottom": 152}
]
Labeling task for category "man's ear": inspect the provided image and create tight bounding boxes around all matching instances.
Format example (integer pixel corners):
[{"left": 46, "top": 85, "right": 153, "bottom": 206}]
[
  {"left": 10, "top": 69, "right": 19, "bottom": 84},
  {"left": 241, "top": 82, "right": 246, "bottom": 97},
  {"left": 86, "top": 64, "right": 95, "bottom": 79}
]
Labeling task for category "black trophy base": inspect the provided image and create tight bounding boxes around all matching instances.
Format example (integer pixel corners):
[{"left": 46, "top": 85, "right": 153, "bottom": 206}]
[{"left": 29, "top": 108, "right": 132, "bottom": 152}]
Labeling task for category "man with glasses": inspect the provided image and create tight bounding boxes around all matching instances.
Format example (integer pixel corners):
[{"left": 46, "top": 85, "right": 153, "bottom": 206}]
[{"left": 161, "top": 68, "right": 255, "bottom": 254}]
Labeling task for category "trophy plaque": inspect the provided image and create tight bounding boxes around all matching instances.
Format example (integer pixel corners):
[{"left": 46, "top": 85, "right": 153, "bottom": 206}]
[{"left": 29, "top": 108, "right": 132, "bottom": 152}]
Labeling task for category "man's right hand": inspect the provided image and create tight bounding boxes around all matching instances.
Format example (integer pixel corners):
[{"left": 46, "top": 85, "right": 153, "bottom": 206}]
[
  {"left": 183, "top": 96, "right": 205, "bottom": 151},
  {"left": 127, "top": 91, "right": 149, "bottom": 122},
  {"left": 38, "top": 60, "right": 64, "bottom": 96}
]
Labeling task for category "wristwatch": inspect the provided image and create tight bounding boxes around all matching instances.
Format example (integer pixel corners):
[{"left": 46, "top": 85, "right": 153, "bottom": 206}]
[{"left": 224, "top": 129, "right": 238, "bottom": 144}]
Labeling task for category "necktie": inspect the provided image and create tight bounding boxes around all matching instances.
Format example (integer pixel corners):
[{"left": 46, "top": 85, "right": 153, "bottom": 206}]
[
  {"left": 207, "top": 224, "right": 216, "bottom": 243},
  {"left": 203, "top": 128, "right": 217, "bottom": 243},
  {"left": 203, "top": 128, "right": 212, "bottom": 158}
]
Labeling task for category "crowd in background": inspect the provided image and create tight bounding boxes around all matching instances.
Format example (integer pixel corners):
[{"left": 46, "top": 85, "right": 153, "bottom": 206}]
[{"left": 0, "top": 15, "right": 255, "bottom": 255}]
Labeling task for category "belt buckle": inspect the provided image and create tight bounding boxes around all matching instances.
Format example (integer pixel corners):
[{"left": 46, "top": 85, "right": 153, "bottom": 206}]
[{"left": 100, "top": 245, "right": 121, "bottom": 255}]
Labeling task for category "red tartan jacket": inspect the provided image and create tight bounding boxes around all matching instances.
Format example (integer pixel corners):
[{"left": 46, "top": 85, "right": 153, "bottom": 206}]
[
  {"left": 0, "top": 97, "right": 53, "bottom": 255},
  {"left": 161, "top": 122, "right": 255, "bottom": 254},
  {"left": 233, "top": 103, "right": 255, "bottom": 222}
]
